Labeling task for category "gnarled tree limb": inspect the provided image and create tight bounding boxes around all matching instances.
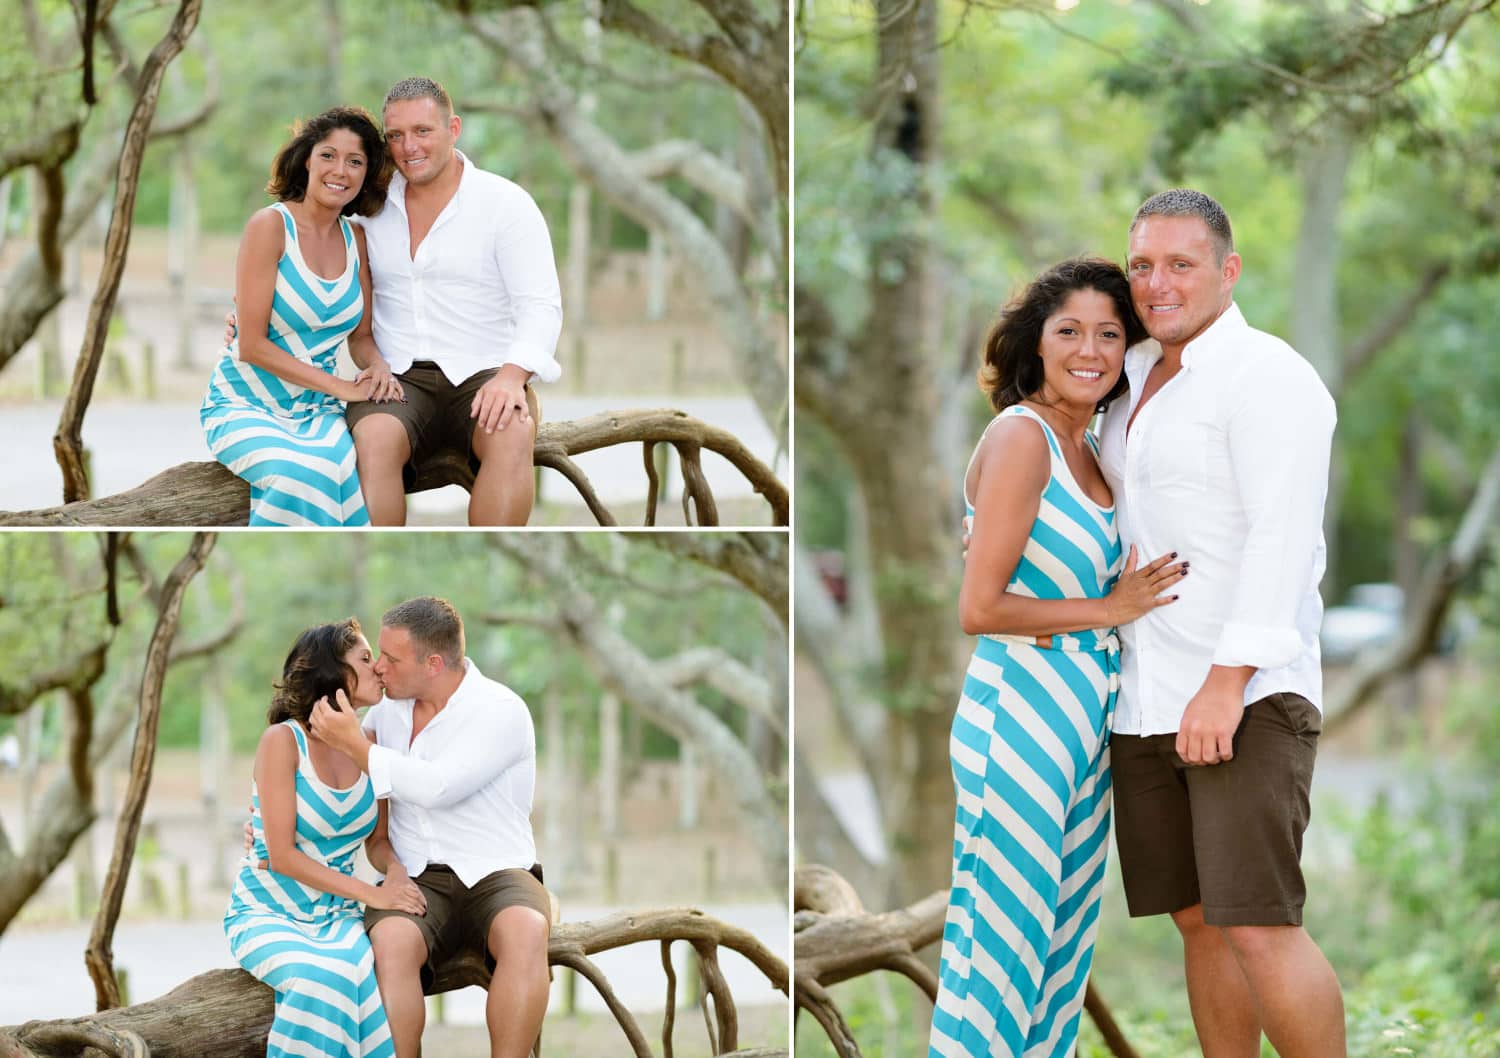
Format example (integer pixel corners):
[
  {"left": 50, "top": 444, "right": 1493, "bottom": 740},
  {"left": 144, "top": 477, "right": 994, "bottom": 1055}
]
[
  {"left": 1324, "top": 436, "right": 1500, "bottom": 733},
  {"left": 85, "top": 532, "right": 215, "bottom": 1009},
  {"left": 53, "top": 0, "right": 203, "bottom": 502},
  {"left": 793, "top": 864, "right": 1139, "bottom": 1058},
  {"left": 2, "top": 908, "right": 788, "bottom": 1058},
  {"left": 4, "top": 410, "right": 787, "bottom": 527}
]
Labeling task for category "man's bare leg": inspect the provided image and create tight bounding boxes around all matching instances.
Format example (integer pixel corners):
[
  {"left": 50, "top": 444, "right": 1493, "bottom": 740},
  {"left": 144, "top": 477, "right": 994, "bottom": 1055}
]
[
  {"left": 484, "top": 906, "right": 550, "bottom": 1058},
  {"left": 352, "top": 415, "right": 411, "bottom": 526},
  {"left": 469, "top": 418, "right": 535, "bottom": 526},
  {"left": 370, "top": 917, "right": 428, "bottom": 1058},
  {"left": 1222, "top": 924, "right": 1346, "bottom": 1058},
  {"left": 1172, "top": 904, "right": 1262, "bottom": 1058}
]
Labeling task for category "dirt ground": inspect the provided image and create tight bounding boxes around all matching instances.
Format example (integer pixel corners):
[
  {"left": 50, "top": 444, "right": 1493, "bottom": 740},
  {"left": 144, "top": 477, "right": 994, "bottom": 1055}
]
[{"left": 424, "top": 1000, "right": 788, "bottom": 1057}]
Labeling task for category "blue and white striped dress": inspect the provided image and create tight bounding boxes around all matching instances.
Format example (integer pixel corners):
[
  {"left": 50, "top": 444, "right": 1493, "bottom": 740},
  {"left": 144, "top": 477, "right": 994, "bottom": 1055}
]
[
  {"left": 200, "top": 202, "right": 370, "bottom": 526},
  {"left": 224, "top": 720, "right": 392, "bottom": 1058},
  {"left": 930, "top": 404, "right": 1123, "bottom": 1058}
]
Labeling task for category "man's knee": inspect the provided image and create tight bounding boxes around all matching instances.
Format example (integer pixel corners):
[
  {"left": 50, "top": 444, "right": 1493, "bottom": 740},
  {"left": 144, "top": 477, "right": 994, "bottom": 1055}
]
[
  {"left": 1170, "top": 903, "right": 1211, "bottom": 939},
  {"left": 1221, "top": 923, "right": 1297, "bottom": 963},
  {"left": 486, "top": 906, "right": 549, "bottom": 964},
  {"left": 370, "top": 917, "right": 429, "bottom": 974},
  {"left": 353, "top": 415, "right": 412, "bottom": 466},
  {"left": 471, "top": 419, "right": 536, "bottom": 469}
]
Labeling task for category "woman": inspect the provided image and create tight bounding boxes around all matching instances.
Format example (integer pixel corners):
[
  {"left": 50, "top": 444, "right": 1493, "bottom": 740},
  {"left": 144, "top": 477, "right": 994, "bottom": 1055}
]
[
  {"left": 200, "top": 107, "right": 402, "bottom": 526},
  {"left": 928, "top": 259, "right": 1187, "bottom": 1058},
  {"left": 224, "top": 620, "right": 424, "bottom": 1058}
]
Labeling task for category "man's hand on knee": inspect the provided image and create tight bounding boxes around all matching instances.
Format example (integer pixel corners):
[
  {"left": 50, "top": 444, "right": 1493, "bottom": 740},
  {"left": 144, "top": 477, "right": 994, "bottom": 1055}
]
[{"left": 471, "top": 366, "right": 532, "bottom": 435}]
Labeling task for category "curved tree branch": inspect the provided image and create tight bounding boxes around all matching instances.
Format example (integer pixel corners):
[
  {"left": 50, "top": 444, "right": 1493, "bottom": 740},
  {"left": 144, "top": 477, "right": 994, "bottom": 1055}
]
[
  {"left": 5, "top": 410, "right": 787, "bottom": 527},
  {"left": 634, "top": 532, "right": 788, "bottom": 622},
  {"left": 5, "top": 905, "right": 790, "bottom": 1057},
  {"left": 463, "top": 7, "right": 788, "bottom": 439},
  {"left": 53, "top": 0, "right": 203, "bottom": 501},
  {"left": 1324, "top": 436, "right": 1500, "bottom": 732},
  {"left": 793, "top": 864, "right": 1141, "bottom": 1058},
  {"left": 489, "top": 535, "right": 789, "bottom": 893},
  {"left": 85, "top": 531, "right": 215, "bottom": 1009}
]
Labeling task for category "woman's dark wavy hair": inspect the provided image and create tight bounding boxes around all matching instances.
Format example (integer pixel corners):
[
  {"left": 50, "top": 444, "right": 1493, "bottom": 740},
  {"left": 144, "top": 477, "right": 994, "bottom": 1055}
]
[
  {"left": 266, "top": 107, "right": 390, "bottom": 217},
  {"left": 978, "top": 257, "right": 1147, "bottom": 413},
  {"left": 268, "top": 619, "right": 364, "bottom": 726}
]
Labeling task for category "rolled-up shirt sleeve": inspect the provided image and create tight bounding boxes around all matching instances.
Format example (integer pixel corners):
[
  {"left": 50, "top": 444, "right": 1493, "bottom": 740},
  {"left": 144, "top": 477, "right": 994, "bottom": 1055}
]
[
  {"left": 494, "top": 192, "right": 563, "bottom": 384},
  {"left": 367, "top": 698, "right": 533, "bottom": 808},
  {"left": 1212, "top": 356, "right": 1336, "bottom": 669}
]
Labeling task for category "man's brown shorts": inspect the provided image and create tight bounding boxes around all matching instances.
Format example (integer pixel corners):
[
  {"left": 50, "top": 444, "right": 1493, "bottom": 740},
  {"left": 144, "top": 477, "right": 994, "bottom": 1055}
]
[
  {"left": 345, "top": 362, "right": 540, "bottom": 490},
  {"left": 1111, "top": 691, "right": 1321, "bottom": 927},
  {"left": 365, "top": 864, "right": 552, "bottom": 988}
]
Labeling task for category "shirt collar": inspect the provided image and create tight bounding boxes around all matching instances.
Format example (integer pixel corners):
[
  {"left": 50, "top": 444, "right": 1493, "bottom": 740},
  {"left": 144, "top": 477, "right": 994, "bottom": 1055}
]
[
  {"left": 1180, "top": 301, "right": 1245, "bottom": 369},
  {"left": 383, "top": 656, "right": 479, "bottom": 719},
  {"left": 387, "top": 149, "right": 471, "bottom": 215}
]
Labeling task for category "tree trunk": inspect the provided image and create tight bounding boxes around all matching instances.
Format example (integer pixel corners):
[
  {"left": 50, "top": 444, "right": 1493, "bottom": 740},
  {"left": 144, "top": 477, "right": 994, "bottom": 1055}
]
[
  {"left": 1289, "top": 124, "right": 1353, "bottom": 585},
  {"left": 30, "top": 167, "right": 67, "bottom": 399},
  {"left": 86, "top": 533, "right": 216, "bottom": 1009},
  {"left": 797, "top": 0, "right": 958, "bottom": 907},
  {"left": 53, "top": 0, "right": 204, "bottom": 501},
  {"left": 167, "top": 134, "right": 199, "bottom": 371},
  {"left": 679, "top": 741, "right": 700, "bottom": 829},
  {"left": 599, "top": 691, "right": 621, "bottom": 835}
]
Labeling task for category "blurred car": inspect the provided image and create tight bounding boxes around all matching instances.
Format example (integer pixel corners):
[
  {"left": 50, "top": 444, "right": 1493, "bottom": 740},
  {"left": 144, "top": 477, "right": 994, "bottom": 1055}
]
[{"left": 1320, "top": 582, "right": 1404, "bottom": 663}]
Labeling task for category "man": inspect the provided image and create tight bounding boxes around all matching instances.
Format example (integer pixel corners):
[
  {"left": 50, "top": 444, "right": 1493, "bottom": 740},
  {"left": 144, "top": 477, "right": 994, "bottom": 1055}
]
[
  {"left": 230, "top": 76, "right": 563, "bottom": 526},
  {"left": 1097, "top": 189, "right": 1345, "bottom": 1058},
  {"left": 310, "top": 596, "right": 550, "bottom": 1058}
]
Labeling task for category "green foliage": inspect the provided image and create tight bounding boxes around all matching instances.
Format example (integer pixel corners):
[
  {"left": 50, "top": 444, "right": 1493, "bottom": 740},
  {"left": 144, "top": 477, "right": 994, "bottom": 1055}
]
[
  {"left": 4, "top": 1, "right": 755, "bottom": 246},
  {"left": 4, "top": 533, "right": 775, "bottom": 777},
  {"left": 1104, "top": 2, "right": 1440, "bottom": 172}
]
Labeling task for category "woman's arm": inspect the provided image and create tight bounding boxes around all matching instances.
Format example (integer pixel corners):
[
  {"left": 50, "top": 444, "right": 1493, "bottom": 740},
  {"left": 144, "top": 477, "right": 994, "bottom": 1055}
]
[
  {"left": 233, "top": 208, "right": 370, "bottom": 404},
  {"left": 363, "top": 798, "right": 398, "bottom": 875},
  {"left": 347, "top": 226, "right": 402, "bottom": 403},
  {"left": 958, "top": 417, "right": 1183, "bottom": 636},
  {"left": 254, "top": 725, "right": 422, "bottom": 913}
]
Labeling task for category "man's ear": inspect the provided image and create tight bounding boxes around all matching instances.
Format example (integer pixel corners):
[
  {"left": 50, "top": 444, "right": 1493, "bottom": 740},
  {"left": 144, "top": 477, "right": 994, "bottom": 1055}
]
[{"left": 1221, "top": 251, "right": 1242, "bottom": 291}]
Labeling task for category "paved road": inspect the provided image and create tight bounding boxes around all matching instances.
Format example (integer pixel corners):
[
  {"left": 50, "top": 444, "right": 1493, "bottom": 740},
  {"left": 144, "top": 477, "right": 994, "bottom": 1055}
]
[
  {"left": 0, "top": 900, "right": 787, "bottom": 1024},
  {"left": 2, "top": 396, "right": 784, "bottom": 524}
]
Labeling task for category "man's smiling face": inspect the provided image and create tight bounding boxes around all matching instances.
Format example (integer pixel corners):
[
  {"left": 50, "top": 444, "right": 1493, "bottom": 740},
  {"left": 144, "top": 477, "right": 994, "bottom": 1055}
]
[
  {"left": 1126, "top": 214, "right": 1240, "bottom": 355},
  {"left": 383, "top": 97, "right": 459, "bottom": 188}
]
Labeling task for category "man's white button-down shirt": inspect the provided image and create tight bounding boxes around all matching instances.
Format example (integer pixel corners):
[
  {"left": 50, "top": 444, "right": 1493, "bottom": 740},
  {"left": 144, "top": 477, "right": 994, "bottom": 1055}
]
[
  {"left": 362, "top": 659, "right": 536, "bottom": 887},
  {"left": 1098, "top": 303, "right": 1336, "bottom": 736},
  {"left": 357, "top": 149, "right": 563, "bottom": 386}
]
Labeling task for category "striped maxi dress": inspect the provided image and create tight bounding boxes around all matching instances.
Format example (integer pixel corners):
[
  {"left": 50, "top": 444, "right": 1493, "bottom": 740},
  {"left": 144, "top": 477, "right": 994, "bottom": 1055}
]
[
  {"left": 224, "top": 720, "right": 393, "bottom": 1058},
  {"left": 929, "top": 404, "right": 1123, "bottom": 1058},
  {"left": 200, "top": 202, "right": 370, "bottom": 526}
]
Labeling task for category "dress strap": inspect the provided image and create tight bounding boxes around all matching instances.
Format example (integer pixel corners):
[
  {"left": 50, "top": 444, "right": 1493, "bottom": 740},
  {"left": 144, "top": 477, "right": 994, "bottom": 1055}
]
[
  {"left": 962, "top": 404, "right": 1060, "bottom": 511},
  {"left": 271, "top": 201, "right": 297, "bottom": 242},
  {"left": 282, "top": 718, "right": 310, "bottom": 757},
  {"left": 1000, "top": 404, "right": 1063, "bottom": 457}
]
